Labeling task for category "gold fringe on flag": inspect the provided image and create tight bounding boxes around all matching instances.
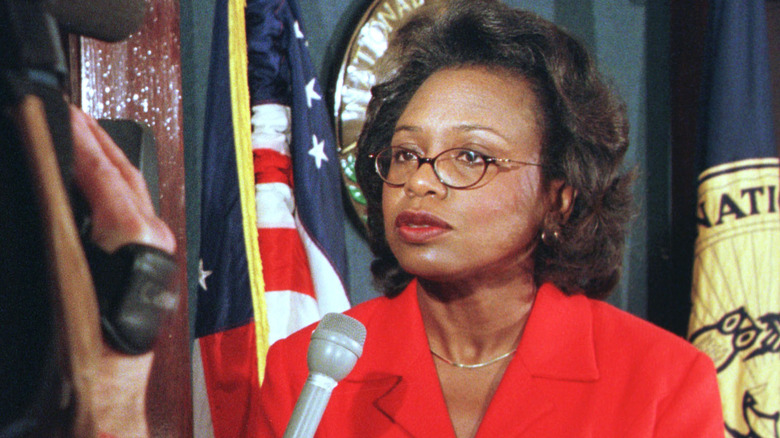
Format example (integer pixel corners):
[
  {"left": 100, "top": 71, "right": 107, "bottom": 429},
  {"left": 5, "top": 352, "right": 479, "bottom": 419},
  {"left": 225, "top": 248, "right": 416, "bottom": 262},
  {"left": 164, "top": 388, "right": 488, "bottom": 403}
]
[{"left": 227, "top": 0, "right": 270, "bottom": 383}]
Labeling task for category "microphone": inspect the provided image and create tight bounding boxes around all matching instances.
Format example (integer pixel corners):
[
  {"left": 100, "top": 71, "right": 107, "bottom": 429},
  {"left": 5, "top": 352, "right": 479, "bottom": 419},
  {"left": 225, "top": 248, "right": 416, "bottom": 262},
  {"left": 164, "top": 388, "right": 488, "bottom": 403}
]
[
  {"left": 283, "top": 313, "right": 366, "bottom": 438},
  {"left": 47, "top": 0, "right": 148, "bottom": 42}
]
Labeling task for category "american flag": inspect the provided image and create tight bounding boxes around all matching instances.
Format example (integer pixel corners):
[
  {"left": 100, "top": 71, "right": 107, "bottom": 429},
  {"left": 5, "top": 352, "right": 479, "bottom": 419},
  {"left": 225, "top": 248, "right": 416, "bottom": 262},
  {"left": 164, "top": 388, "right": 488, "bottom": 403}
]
[
  {"left": 192, "top": 0, "right": 350, "bottom": 436},
  {"left": 247, "top": 0, "right": 350, "bottom": 346}
]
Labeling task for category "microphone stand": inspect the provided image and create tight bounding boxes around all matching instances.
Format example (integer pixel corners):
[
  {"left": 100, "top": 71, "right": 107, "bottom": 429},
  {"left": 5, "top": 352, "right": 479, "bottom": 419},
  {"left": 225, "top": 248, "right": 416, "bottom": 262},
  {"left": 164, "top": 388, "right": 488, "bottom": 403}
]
[{"left": 0, "top": 1, "right": 100, "bottom": 436}]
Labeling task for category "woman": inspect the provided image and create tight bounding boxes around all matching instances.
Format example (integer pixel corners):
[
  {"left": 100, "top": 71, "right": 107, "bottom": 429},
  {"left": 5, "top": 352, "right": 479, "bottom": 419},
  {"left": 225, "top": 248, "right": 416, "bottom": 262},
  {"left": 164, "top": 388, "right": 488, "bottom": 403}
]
[{"left": 257, "top": 1, "right": 723, "bottom": 436}]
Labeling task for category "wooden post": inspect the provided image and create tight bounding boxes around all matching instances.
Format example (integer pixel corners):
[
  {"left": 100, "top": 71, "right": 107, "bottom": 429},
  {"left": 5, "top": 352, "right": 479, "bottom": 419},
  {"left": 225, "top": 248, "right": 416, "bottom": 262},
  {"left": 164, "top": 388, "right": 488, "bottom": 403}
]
[{"left": 70, "top": 1, "right": 191, "bottom": 436}]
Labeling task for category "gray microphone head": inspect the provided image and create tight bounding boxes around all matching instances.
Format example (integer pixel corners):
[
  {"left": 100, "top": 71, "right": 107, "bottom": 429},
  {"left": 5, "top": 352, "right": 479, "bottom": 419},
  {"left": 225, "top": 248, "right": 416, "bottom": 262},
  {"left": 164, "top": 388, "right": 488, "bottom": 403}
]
[
  {"left": 307, "top": 313, "right": 366, "bottom": 382},
  {"left": 48, "top": 0, "right": 148, "bottom": 42}
]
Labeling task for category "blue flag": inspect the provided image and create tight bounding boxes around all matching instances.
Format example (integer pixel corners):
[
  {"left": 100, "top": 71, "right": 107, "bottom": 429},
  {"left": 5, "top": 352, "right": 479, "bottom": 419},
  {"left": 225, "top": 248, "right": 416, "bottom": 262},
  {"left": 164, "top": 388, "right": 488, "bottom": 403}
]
[
  {"left": 697, "top": 0, "right": 776, "bottom": 168},
  {"left": 687, "top": 1, "right": 780, "bottom": 436}
]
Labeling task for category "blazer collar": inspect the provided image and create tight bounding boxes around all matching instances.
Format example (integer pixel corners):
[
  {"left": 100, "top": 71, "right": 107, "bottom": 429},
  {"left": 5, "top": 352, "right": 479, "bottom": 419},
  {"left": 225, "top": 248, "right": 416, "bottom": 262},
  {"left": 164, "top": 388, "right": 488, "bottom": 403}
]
[
  {"left": 475, "top": 284, "right": 600, "bottom": 437},
  {"left": 342, "top": 281, "right": 599, "bottom": 437},
  {"left": 517, "top": 283, "right": 600, "bottom": 381},
  {"left": 344, "top": 279, "right": 455, "bottom": 437}
]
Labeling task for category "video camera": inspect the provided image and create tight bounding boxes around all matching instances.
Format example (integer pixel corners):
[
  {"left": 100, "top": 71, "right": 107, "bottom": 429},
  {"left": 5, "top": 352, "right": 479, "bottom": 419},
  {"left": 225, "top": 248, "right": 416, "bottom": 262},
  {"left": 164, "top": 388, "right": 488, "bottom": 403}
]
[{"left": 0, "top": 1, "right": 176, "bottom": 435}]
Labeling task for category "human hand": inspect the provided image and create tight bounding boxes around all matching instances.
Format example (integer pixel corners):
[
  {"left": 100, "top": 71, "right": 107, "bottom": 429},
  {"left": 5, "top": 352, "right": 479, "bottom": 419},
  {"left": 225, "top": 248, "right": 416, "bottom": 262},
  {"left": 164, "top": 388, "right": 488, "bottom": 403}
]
[
  {"left": 70, "top": 106, "right": 175, "bottom": 255},
  {"left": 70, "top": 106, "right": 176, "bottom": 437}
]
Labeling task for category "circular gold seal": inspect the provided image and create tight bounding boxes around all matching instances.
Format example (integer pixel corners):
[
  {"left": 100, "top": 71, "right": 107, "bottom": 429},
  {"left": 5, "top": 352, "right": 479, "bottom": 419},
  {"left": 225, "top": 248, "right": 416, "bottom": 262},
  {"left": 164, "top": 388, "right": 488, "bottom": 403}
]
[{"left": 333, "top": 0, "right": 425, "bottom": 229}]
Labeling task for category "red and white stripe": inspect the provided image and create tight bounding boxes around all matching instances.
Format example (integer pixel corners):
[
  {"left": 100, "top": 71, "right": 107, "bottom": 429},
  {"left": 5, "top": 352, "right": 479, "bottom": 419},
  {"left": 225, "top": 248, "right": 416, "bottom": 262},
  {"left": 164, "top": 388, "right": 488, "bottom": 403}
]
[{"left": 251, "top": 103, "right": 350, "bottom": 346}]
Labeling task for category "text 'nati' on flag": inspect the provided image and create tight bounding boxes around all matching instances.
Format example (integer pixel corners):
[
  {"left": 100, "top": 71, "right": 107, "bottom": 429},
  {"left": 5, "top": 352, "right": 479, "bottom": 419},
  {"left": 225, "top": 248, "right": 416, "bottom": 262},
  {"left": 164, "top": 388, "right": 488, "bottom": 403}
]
[{"left": 687, "top": 0, "right": 780, "bottom": 437}]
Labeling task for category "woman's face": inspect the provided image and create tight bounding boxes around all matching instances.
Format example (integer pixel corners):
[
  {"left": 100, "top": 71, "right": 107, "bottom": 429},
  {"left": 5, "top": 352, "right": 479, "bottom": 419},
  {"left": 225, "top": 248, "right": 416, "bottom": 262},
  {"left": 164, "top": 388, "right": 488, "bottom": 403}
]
[{"left": 382, "top": 66, "right": 559, "bottom": 285}]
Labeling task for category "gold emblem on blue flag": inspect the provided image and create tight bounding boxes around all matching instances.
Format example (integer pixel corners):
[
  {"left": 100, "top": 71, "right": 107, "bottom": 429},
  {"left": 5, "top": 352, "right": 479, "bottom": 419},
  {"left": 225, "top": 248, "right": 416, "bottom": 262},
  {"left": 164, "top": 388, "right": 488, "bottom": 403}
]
[{"left": 689, "top": 157, "right": 780, "bottom": 437}]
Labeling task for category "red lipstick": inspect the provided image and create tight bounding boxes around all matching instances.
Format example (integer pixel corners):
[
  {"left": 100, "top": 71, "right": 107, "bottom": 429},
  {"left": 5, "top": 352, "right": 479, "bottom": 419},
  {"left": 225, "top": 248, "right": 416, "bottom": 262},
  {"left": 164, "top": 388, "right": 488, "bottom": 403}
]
[{"left": 394, "top": 210, "right": 452, "bottom": 243}]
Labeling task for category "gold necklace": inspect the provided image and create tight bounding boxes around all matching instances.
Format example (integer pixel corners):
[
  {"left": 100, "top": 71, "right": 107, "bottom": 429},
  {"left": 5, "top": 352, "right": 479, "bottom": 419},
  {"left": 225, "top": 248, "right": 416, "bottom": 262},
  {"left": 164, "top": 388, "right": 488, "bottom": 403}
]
[{"left": 430, "top": 348, "right": 517, "bottom": 369}]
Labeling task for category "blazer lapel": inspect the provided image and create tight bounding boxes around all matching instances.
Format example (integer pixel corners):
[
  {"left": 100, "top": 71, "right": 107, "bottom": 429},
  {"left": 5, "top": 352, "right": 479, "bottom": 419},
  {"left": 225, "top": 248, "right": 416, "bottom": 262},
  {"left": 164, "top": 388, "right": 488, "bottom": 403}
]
[
  {"left": 372, "top": 356, "right": 454, "bottom": 437},
  {"left": 474, "top": 358, "right": 554, "bottom": 437},
  {"left": 475, "top": 284, "right": 600, "bottom": 437},
  {"left": 342, "top": 280, "right": 455, "bottom": 438}
]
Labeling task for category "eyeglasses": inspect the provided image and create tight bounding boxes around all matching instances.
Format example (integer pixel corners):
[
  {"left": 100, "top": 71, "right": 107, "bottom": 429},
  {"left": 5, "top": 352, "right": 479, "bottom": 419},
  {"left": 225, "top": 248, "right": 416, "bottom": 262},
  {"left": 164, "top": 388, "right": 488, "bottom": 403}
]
[{"left": 371, "top": 146, "right": 541, "bottom": 189}]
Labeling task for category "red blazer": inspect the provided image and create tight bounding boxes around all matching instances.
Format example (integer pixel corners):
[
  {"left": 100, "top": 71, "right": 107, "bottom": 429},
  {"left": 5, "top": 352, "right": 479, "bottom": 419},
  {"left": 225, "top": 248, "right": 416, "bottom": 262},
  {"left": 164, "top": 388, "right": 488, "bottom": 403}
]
[{"left": 255, "top": 281, "right": 723, "bottom": 437}]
